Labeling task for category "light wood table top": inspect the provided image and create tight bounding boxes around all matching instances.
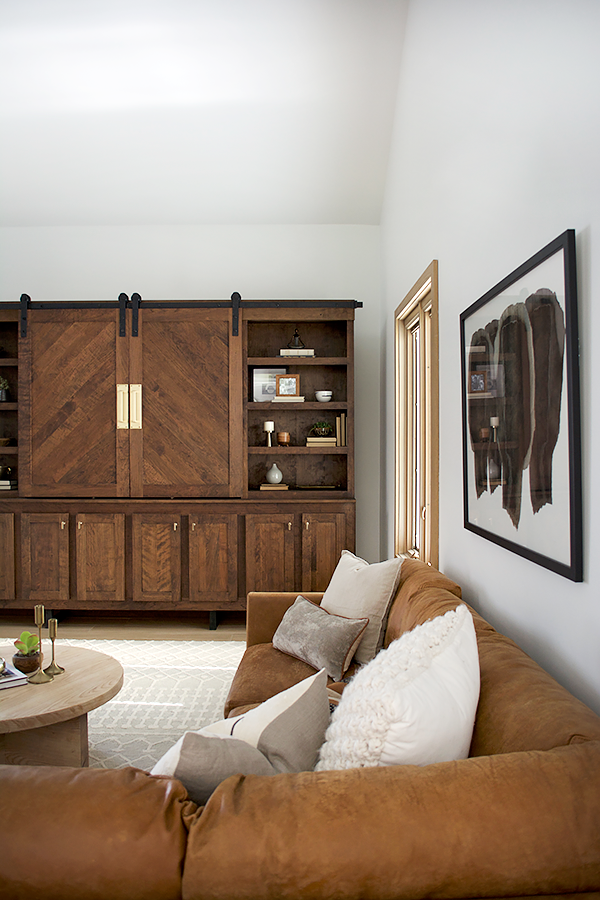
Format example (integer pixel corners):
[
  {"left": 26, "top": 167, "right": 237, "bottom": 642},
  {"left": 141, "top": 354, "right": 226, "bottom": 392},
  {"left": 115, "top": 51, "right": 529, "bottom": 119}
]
[{"left": 0, "top": 645, "right": 124, "bottom": 735}]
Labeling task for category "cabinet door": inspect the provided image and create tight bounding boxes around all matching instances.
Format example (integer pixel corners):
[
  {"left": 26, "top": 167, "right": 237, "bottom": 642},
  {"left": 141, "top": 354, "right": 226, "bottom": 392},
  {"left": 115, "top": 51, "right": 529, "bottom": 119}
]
[
  {"left": 76, "top": 513, "right": 125, "bottom": 604},
  {"left": 129, "top": 308, "right": 243, "bottom": 498},
  {"left": 132, "top": 513, "right": 181, "bottom": 603},
  {"left": 19, "top": 308, "right": 129, "bottom": 498},
  {"left": 301, "top": 513, "right": 346, "bottom": 592},
  {"left": 0, "top": 513, "right": 15, "bottom": 600},
  {"left": 245, "top": 514, "right": 295, "bottom": 592},
  {"left": 189, "top": 513, "right": 238, "bottom": 604},
  {"left": 21, "top": 512, "right": 70, "bottom": 602}
]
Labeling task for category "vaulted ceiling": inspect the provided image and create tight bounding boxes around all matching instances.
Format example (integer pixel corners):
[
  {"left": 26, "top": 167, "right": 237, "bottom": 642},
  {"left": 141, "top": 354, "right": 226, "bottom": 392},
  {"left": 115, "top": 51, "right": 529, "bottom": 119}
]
[{"left": 0, "top": 0, "right": 407, "bottom": 227}]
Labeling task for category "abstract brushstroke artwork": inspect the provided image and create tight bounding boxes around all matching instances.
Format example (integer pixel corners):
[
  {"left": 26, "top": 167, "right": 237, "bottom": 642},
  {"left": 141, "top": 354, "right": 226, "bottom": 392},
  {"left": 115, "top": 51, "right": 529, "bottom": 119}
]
[{"left": 460, "top": 231, "right": 582, "bottom": 581}]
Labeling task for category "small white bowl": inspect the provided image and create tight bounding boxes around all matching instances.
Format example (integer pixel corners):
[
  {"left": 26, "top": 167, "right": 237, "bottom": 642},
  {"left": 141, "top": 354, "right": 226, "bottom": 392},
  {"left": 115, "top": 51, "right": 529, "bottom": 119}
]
[{"left": 315, "top": 391, "right": 332, "bottom": 402}]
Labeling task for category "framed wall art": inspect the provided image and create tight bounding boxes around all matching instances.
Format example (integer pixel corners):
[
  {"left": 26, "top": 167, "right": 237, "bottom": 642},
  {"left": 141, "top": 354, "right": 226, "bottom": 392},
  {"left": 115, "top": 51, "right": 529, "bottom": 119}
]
[
  {"left": 252, "top": 367, "right": 287, "bottom": 402},
  {"left": 276, "top": 374, "right": 301, "bottom": 398},
  {"left": 460, "top": 229, "right": 582, "bottom": 581}
]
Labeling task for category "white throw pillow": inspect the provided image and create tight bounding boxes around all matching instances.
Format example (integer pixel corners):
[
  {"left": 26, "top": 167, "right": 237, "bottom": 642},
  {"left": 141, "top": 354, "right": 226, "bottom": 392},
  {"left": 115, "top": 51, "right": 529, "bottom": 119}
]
[
  {"left": 321, "top": 551, "right": 404, "bottom": 665},
  {"left": 315, "top": 605, "right": 480, "bottom": 771},
  {"left": 152, "top": 669, "right": 329, "bottom": 803}
]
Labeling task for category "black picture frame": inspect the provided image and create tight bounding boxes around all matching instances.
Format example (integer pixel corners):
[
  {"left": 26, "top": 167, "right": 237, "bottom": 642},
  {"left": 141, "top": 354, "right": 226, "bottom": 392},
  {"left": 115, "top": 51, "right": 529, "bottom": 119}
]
[{"left": 460, "top": 229, "right": 582, "bottom": 581}]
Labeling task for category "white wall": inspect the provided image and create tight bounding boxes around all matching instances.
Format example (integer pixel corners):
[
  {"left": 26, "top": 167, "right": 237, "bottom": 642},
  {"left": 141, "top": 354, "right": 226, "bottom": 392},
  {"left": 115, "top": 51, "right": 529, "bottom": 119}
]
[
  {"left": 381, "top": 0, "right": 600, "bottom": 713},
  {"left": 0, "top": 223, "right": 382, "bottom": 561}
]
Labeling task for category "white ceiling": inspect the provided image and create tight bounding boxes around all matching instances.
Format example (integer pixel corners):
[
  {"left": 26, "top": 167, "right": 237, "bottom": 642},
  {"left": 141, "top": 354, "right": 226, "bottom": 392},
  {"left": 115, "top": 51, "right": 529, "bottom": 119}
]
[{"left": 0, "top": 0, "right": 407, "bottom": 227}]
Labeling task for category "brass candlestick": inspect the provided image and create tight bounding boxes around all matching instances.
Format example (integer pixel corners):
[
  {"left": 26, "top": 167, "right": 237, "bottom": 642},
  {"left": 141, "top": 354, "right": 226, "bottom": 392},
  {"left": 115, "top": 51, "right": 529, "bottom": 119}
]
[
  {"left": 44, "top": 618, "right": 65, "bottom": 676},
  {"left": 27, "top": 604, "right": 54, "bottom": 684}
]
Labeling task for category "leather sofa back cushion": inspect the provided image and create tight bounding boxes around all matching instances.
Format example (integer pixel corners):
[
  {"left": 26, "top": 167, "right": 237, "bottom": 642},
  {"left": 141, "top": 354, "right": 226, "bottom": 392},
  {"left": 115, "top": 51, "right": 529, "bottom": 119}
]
[
  {"left": 384, "top": 557, "right": 463, "bottom": 645},
  {"left": 0, "top": 764, "right": 194, "bottom": 900},
  {"left": 183, "top": 740, "right": 600, "bottom": 900}
]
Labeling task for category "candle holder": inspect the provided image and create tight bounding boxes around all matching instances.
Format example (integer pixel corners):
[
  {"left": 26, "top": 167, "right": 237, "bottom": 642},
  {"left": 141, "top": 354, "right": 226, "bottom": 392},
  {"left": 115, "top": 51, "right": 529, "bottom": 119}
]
[
  {"left": 490, "top": 416, "right": 500, "bottom": 443},
  {"left": 44, "top": 618, "right": 65, "bottom": 676},
  {"left": 27, "top": 605, "right": 54, "bottom": 684},
  {"left": 263, "top": 421, "right": 275, "bottom": 447}
]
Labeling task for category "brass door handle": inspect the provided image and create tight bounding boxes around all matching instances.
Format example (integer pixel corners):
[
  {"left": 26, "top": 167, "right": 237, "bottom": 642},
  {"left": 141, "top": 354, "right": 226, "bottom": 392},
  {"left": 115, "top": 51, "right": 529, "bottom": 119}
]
[
  {"left": 129, "top": 384, "right": 142, "bottom": 429},
  {"left": 117, "top": 384, "right": 129, "bottom": 429}
]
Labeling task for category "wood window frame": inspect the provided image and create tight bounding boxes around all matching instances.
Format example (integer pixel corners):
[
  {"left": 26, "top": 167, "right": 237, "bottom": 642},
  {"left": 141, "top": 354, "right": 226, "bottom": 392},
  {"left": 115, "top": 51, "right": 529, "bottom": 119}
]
[{"left": 394, "top": 261, "right": 439, "bottom": 566}]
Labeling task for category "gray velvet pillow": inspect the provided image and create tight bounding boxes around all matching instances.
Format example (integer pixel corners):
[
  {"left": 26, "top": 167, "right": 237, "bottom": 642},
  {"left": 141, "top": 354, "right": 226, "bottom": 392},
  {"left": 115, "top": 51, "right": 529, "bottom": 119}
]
[{"left": 273, "top": 595, "right": 369, "bottom": 681}]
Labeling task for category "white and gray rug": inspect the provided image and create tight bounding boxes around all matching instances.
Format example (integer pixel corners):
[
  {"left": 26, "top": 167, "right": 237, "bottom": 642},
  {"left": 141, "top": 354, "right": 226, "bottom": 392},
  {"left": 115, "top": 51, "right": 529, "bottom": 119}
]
[{"left": 62, "top": 639, "right": 246, "bottom": 772}]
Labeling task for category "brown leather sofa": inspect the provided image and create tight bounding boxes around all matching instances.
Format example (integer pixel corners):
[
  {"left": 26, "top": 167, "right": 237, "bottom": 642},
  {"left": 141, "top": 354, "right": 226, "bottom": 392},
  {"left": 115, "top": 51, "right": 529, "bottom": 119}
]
[{"left": 2, "top": 558, "right": 600, "bottom": 900}]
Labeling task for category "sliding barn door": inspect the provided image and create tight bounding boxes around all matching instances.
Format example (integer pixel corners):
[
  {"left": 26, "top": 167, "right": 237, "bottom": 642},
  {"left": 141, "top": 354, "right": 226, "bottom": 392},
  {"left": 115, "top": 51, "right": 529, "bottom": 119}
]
[
  {"left": 129, "top": 307, "right": 243, "bottom": 498},
  {"left": 19, "top": 308, "right": 129, "bottom": 497}
]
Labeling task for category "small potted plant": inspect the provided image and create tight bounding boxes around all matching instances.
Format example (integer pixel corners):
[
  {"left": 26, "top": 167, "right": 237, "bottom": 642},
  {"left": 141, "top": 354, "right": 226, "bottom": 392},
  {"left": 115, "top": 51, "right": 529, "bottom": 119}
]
[
  {"left": 13, "top": 630, "right": 41, "bottom": 674},
  {"left": 0, "top": 375, "right": 9, "bottom": 402}
]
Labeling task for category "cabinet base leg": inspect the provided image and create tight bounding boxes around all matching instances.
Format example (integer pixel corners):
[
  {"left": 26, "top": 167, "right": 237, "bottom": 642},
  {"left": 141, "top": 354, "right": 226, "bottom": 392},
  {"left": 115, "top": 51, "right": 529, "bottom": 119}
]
[{"left": 209, "top": 611, "right": 219, "bottom": 631}]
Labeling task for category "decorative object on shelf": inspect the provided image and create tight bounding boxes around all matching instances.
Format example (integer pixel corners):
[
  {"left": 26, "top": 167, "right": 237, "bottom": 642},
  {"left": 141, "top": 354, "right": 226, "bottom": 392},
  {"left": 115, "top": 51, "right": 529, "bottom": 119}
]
[
  {"left": 460, "top": 229, "right": 582, "bottom": 581},
  {"left": 263, "top": 421, "right": 275, "bottom": 447},
  {"left": 44, "top": 618, "right": 65, "bottom": 676},
  {"left": 12, "top": 629, "right": 41, "bottom": 674},
  {"left": 266, "top": 463, "right": 283, "bottom": 484},
  {"left": 275, "top": 374, "right": 301, "bottom": 398},
  {"left": 253, "top": 367, "right": 287, "bottom": 402},
  {"left": 315, "top": 390, "right": 332, "bottom": 402},
  {"left": 0, "top": 375, "right": 9, "bottom": 402},
  {"left": 26, "top": 605, "right": 54, "bottom": 684},
  {"left": 490, "top": 416, "right": 499, "bottom": 443},
  {"left": 309, "top": 422, "right": 334, "bottom": 437},
  {"left": 280, "top": 329, "right": 315, "bottom": 357},
  {"left": 277, "top": 431, "right": 291, "bottom": 446},
  {"left": 0, "top": 438, "right": 11, "bottom": 446}
]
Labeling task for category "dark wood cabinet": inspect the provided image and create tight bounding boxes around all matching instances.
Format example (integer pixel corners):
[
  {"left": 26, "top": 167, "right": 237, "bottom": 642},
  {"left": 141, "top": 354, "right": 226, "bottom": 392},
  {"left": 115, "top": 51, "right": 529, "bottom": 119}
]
[
  {"left": 0, "top": 297, "right": 358, "bottom": 615},
  {"left": 76, "top": 513, "right": 125, "bottom": 605},
  {"left": 0, "top": 513, "right": 15, "bottom": 600},
  {"left": 20, "top": 512, "right": 70, "bottom": 602}
]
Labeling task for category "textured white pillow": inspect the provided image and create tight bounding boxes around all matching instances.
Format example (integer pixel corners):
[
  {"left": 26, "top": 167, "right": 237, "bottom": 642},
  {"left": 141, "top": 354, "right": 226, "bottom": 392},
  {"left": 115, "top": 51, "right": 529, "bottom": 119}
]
[
  {"left": 321, "top": 551, "right": 404, "bottom": 664},
  {"left": 315, "top": 605, "right": 480, "bottom": 771}
]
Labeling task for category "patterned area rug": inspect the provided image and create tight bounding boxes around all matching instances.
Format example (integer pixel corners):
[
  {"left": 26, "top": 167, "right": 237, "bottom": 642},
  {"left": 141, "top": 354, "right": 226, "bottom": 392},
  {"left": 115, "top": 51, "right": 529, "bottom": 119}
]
[{"left": 62, "top": 639, "right": 246, "bottom": 772}]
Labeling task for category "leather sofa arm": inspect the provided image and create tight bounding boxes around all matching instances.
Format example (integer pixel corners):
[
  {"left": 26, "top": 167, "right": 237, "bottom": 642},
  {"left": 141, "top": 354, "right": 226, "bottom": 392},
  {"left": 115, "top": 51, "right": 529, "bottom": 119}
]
[{"left": 246, "top": 591, "right": 323, "bottom": 646}]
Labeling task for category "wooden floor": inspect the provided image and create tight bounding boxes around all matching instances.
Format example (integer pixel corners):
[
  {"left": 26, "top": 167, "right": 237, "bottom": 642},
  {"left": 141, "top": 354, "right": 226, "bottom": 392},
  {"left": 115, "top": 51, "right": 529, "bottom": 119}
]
[{"left": 0, "top": 610, "right": 247, "bottom": 643}]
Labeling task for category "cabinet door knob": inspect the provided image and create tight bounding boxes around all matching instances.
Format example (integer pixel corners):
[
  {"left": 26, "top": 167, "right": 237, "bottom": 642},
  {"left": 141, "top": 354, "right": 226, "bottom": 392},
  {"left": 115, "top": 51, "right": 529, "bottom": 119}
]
[
  {"left": 78, "top": 521, "right": 83, "bottom": 529},
  {"left": 305, "top": 520, "right": 310, "bottom": 530},
  {"left": 191, "top": 522, "right": 196, "bottom": 532},
  {"left": 173, "top": 522, "right": 178, "bottom": 531},
  {"left": 287, "top": 521, "right": 292, "bottom": 531},
  {"left": 61, "top": 521, "right": 66, "bottom": 530}
]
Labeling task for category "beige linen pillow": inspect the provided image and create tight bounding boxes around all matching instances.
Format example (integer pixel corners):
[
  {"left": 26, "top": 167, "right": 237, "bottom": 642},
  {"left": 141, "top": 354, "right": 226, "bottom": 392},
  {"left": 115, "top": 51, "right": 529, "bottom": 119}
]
[{"left": 321, "top": 551, "right": 404, "bottom": 665}]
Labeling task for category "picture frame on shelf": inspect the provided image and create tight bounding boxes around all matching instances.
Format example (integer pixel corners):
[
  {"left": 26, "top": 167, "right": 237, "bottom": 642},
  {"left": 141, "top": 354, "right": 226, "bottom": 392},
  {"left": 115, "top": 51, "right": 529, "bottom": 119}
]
[
  {"left": 252, "top": 367, "right": 287, "bottom": 403},
  {"left": 460, "top": 229, "right": 582, "bottom": 581},
  {"left": 276, "top": 374, "right": 301, "bottom": 398}
]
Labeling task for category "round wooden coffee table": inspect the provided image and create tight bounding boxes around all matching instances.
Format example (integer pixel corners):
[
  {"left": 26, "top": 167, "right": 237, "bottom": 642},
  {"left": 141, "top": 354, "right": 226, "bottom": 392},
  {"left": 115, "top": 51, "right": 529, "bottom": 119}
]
[{"left": 0, "top": 645, "right": 123, "bottom": 767}]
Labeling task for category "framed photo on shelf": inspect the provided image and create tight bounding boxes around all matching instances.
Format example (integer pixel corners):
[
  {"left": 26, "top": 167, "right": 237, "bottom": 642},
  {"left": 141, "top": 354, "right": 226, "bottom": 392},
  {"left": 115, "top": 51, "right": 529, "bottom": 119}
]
[
  {"left": 252, "top": 367, "right": 287, "bottom": 402},
  {"left": 460, "top": 229, "right": 582, "bottom": 581},
  {"left": 276, "top": 374, "right": 301, "bottom": 398}
]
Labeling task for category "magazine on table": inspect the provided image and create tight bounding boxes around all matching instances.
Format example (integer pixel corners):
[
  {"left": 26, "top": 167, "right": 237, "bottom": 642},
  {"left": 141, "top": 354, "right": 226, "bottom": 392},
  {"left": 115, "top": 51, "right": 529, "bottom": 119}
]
[{"left": 0, "top": 659, "right": 28, "bottom": 689}]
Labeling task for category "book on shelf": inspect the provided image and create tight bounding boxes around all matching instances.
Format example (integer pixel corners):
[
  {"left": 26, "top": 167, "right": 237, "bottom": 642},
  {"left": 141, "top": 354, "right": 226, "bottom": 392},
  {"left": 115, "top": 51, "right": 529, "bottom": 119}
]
[
  {"left": 0, "top": 481, "right": 17, "bottom": 490},
  {"left": 306, "top": 438, "right": 337, "bottom": 445},
  {"left": 279, "top": 348, "right": 315, "bottom": 357},
  {"left": 259, "top": 483, "right": 289, "bottom": 490},
  {"left": 335, "top": 414, "right": 347, "bottom": 447},
  {"left": 0, "top": 660, "right": 28, "bottom": 690},
  {"left": 271, "top": 396, "right": 305, "bottom": 402}
]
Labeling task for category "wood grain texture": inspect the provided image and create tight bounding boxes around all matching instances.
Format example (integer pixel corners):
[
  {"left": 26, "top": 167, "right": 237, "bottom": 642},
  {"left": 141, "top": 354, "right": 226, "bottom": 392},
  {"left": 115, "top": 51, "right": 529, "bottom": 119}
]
[
  {"left": 189, "top": 513, "right": 238, "bottom": 603},
  {"left": 20, "top": 309, "right": 128, "bottom": 497},
  {"left": 301, "top": 512, "right": 346, "bottom": 592},
  {"left": 0, "top": 513, "right": 15, "bottom": 600},
  {"left": 245, "top": 514, "right": 295, "bottom": 592},
  {"left": 0, "top": 645, "right": 123, "bottom": 734},
  {"left": 76, "top": 512, "right": 125, "bottom": 603},
  {"left": 131, "top": 513, "right": 181, "bottom": 602},
  {"left": 21, "top": 511, "right": 70, "bottom": 601}
]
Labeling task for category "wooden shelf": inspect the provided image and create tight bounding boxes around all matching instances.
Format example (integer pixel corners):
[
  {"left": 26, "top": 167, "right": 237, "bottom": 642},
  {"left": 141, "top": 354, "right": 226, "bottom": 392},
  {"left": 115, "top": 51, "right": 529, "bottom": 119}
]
[
  {"left": 0, "top": 359, "right": 18, "bottom": 366},
  {"left": 0, "top": 446, "right": 18, "bottom": 454},
  {"left": 248, "top": 357, "right": 347, "bottom": 366},
  {"left": 249, "top": 446, "right": 347, "bottom": 454},
  {"left": 247, "top": 401, "right": 348, "bottom": 410},
  {"left": 0, "top": 404, "right": 18, "bottom": 412}
]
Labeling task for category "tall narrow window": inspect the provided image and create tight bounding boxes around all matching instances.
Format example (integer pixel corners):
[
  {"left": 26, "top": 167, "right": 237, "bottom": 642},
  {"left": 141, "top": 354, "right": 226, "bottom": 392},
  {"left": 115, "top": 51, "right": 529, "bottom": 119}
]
[{"left": 395, "top": 261, "right": 439, "bottom": 566}]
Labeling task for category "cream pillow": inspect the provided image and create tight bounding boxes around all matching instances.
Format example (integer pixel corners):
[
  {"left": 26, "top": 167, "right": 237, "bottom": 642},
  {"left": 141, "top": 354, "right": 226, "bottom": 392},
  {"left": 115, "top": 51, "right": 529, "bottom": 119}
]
[
  {"left": 315, "top": 605, "right": 480, "bottom": 771},
  {"left": 321, "top": 551, "right": 404, "bottom": 664}
]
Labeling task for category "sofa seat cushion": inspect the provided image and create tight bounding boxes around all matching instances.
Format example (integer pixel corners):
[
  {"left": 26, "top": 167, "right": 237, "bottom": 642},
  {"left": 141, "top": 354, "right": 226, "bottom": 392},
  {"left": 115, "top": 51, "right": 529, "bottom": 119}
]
[
  {"left": 316, "top": 604, "right": 480, "bottom": 770},
  {"left": 224, "top": 642, "right": 320, "bottom": 718}
]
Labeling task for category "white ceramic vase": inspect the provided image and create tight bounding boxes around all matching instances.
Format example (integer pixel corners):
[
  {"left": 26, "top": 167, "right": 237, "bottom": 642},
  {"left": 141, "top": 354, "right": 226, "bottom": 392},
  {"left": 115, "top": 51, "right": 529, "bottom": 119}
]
[{"left": 266, "top": 463, "right": 283, "bottom": 484}]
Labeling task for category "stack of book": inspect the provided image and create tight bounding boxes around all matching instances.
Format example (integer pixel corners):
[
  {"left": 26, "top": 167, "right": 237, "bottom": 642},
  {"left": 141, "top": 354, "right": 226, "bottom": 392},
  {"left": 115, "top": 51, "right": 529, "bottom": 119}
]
[
  {"left": 259, "top": 483, "right": 289, "bottom": 490},
  {"left": 0, "top": 660, "right": 28, "bottom": 690},
  {"left": 0, "top": 479, "right": 17, "bottom": 491},
  {"left": 271, "top": 396, "right": 305, "bottom": 403},
  {"left": 306, "top": 436, "right": 337, "bottom": 447},
  {"left": 279, "top": 348, "right": 315, "bottom": 357}
]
